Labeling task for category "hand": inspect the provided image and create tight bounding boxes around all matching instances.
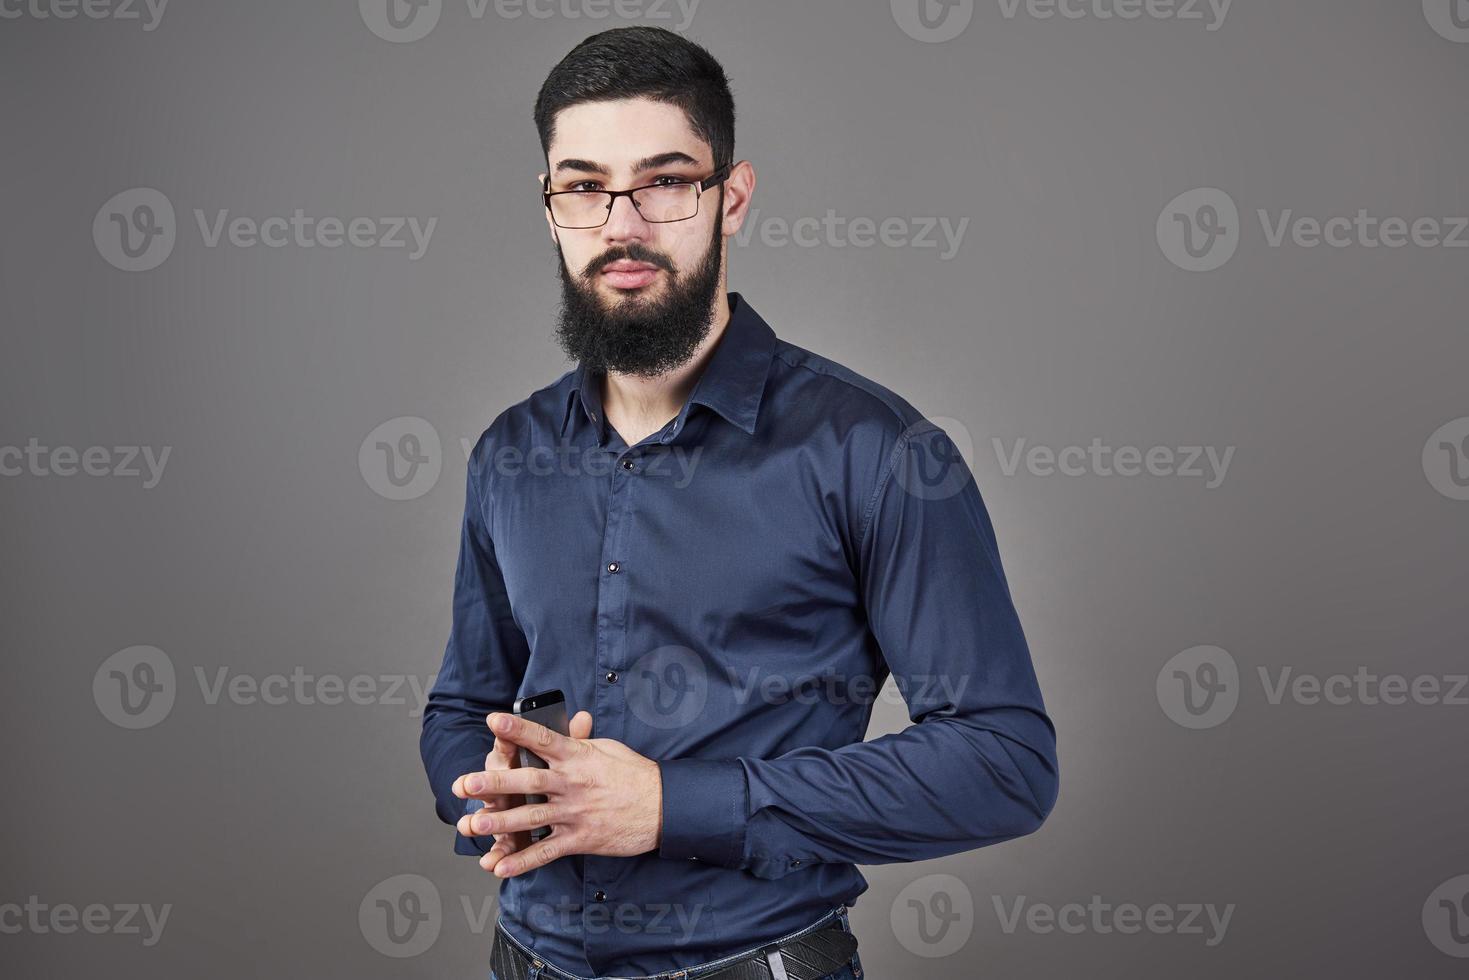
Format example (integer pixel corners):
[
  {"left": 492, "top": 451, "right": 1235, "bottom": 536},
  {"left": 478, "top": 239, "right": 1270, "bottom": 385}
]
[
  {"left": 452, "top": 710, "right": 664, "bottom": 877},
  {"left": 450, "top": 709, "right": 594, "bottom": 876}
]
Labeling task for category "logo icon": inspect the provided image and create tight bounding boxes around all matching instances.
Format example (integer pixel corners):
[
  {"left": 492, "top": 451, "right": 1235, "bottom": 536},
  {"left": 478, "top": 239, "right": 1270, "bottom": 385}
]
[
  {"left": 1157, "top": 645, "right": 1239, "bottom": 729},
  {"left": 1423, "top": 417, "right": 1469, "bottom": 500},
  {"left": 94, "top": 188, "right": 176, "bottom": 272},
  {"left": 93, "top": 645, "right": 176, "bottom": 729},
  {"left": 892, "top": 416, "right": 975, "bottom": 502},
  {"left": 891, "top": 873, "right": 974, "bottom": 958},
  {"left": 360, "top": 417, "right": 442, "bottom": 500},
  {"left": 359, "top": 873, "right": 442, "bottom": 957},
  {"left": 1423, "top": 0, "right": 1469, "bottom": 42},
  {"left": 891, "top": 0, "right": 973, "bottom": 42},
  {"left": 360, "top": 0, "right": 442, "bottom": 42},
  {"left": 1157, "top": 188, "right": 1240, "bottom": 272},
  {"left": 625, "top": 645, "right": 710, "bottom": 730},
  {"left": 1423, "top": 874, "right": 1469, "bottom": 957}
]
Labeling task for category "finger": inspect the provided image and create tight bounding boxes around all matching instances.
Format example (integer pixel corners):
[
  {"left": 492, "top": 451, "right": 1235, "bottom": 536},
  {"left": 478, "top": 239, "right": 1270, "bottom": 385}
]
[
  {"left": 568, "top": 710, "right": 593, "bottom": 740},
  {"left": 483, "top": 830, "right": 574, "bottom": 877},
  {"left": 454, "top": 768, "right": 523, "bottom": 800},
  {"left": 484, "top": 733, "right": 518, "bottom": 771},
  {"left": 480, "top": 835, "right": 523, "bottom": 874},
  {"left": 458, "top": 766, "right": 563, "bottom": 801},
  {"left": 456, "top": 802, "right": 519, "bottom": 836},
  {"left": 469, "top": 802, "right": 558, "bottom": 837},
  {"left": 487, "top": 711, "right": 581, "bottom": 762}
]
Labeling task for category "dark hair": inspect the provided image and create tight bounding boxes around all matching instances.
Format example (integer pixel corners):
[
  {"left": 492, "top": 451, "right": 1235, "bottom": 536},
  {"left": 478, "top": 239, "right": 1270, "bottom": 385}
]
[{"left": 534, "top": 26, "right": 735, "bottom": 172}]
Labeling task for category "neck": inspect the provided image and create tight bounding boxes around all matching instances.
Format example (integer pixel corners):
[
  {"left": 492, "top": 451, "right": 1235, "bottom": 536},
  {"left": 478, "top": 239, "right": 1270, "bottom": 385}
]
[{"left": 600, "top": 291, "right": 732, "bottom": 430}]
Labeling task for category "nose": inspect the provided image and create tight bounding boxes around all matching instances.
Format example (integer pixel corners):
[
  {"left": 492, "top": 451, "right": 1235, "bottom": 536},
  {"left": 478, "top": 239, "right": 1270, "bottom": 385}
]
[{"left": 600, "top": 191, "right": 652, "bottom": 243}]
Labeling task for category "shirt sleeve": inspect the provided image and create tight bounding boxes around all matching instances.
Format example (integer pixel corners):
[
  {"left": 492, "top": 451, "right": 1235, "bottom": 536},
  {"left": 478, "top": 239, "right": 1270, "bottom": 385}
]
[
  {"left": 420, "top": 433, "right": 532, "bottom": 857},
  {"left": 658, "top": 419, "right": 1059, "bottom": 878}
]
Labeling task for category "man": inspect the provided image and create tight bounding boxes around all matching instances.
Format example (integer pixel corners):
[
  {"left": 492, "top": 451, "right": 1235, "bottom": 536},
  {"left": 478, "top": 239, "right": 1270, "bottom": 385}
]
[{"left": 420, "top": 25, "right": 1059, "bottom": 980}]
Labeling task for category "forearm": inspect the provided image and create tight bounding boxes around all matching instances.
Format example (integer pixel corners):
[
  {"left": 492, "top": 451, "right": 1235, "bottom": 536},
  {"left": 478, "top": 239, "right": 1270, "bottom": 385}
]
[
  {"left": 741, "top": 708, "right": 1057, "bottom": 869},
  {"left": 660, "top": 706, "right": 1057, "bottom": 879}
]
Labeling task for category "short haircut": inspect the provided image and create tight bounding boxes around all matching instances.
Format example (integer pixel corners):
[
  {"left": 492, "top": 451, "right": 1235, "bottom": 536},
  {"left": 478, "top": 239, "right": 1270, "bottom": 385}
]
[{"left": 534, "top": 26, "right": 736, "bottom": 171}]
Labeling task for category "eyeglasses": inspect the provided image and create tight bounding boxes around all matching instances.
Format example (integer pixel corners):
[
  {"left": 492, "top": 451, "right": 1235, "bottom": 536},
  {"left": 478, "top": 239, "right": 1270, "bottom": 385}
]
[{"left": 542, "top": 162, "right": 733, "bottom": 229}]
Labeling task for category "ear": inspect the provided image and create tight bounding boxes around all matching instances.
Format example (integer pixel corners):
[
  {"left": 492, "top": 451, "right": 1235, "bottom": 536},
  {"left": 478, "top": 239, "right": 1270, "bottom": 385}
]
[
  {"left": 718, "top": 160, "right": 757, "bottom": 240},
  {"left": 538, "top": 173, "right": 560, "bottom": 244}
]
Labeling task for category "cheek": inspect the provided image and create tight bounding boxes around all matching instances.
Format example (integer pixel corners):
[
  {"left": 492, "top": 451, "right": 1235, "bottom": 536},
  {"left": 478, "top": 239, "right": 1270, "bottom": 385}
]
[
  {"left": 560, "top": 242, "right": 603, "bottom": 279},
  {"left": 664, "top": 224, "right": 716, "bottom": 271}
]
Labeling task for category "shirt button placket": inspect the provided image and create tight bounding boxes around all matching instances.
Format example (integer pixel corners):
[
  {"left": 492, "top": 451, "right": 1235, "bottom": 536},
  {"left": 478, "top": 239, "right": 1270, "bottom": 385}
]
[{"left": 589, "top": 448, "right": 637, "bottom": 948}]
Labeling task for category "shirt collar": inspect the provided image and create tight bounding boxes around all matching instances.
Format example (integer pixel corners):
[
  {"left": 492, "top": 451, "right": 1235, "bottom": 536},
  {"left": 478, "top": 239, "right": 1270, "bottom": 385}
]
[{"left": 559, "top": 291, "right": 776, "bottom": 441}]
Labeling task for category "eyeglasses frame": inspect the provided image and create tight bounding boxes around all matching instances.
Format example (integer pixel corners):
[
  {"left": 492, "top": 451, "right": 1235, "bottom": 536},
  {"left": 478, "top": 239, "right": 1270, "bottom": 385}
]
[{"left": 542, "top": 161, "right": 734, "bottom": 229}]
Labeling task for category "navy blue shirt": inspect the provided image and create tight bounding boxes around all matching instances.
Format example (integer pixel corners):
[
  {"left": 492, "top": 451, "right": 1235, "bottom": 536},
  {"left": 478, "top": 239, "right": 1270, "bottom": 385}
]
[{"left": 421, "top": 292, "right": 1058, "bottom": 977}]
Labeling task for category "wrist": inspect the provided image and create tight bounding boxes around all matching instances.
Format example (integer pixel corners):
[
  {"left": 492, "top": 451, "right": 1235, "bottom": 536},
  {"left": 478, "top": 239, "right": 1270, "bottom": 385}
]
[{"left": 649, "top": 759, "right": 664, "bottom": 851}]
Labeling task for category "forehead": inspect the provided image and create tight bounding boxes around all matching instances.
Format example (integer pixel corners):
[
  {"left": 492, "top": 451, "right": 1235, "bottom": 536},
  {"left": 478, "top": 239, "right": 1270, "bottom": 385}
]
[{"left": 547, "top": 97, "right": 711, "bottom": 173}]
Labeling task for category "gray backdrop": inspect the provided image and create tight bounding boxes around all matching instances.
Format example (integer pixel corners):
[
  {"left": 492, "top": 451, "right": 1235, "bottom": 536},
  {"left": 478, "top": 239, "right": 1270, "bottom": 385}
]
[{"left": 3, "top": 0, "right": 1467, "bottom": 977}]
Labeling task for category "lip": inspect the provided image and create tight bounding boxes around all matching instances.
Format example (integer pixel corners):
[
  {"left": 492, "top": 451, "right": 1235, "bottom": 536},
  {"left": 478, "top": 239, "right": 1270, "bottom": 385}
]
[{"left": 600, "top": 261, "right": 661, "bottom": 289}]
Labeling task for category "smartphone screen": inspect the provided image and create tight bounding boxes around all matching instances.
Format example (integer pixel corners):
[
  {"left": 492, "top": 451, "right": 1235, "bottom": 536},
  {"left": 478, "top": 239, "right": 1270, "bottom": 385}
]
[{"left": 511, "top": 689, "right": 569, "bottom": 842}]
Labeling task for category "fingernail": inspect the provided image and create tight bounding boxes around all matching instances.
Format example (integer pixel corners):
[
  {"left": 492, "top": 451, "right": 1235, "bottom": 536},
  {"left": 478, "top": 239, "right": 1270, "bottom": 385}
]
[
  {"left": 466, "top": 774, "right": 483, "bottom": 793},
  {"left": 491, "top": 714, "right": 509, "bottom": 733}
]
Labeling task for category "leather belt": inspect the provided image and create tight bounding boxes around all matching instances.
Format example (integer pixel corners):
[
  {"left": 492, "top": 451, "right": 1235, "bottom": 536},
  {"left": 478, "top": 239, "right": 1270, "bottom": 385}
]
[{"left": 490, "top": 909, "right": 859, "bottom": 980}]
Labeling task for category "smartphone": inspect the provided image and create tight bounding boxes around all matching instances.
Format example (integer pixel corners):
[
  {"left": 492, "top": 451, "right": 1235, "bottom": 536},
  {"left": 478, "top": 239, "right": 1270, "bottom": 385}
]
[{"left": 511, "top": 688, "right": 569, "bottom": 842}]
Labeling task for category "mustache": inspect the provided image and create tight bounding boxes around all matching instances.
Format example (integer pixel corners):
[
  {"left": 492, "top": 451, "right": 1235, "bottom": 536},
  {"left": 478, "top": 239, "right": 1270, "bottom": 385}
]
[{"left": 583, "top": 245, "right": 675, "bottom": 279}]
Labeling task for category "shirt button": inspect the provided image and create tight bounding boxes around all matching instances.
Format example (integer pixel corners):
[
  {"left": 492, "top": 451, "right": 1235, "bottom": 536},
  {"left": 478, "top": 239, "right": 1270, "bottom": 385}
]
[
  {"left": 620, "top": 458, "right": 634, "bottom": 470},
  {"left": 593, "top": 890, "right": 606, "bottom": 902},
  {"left": 607, "top": 561, "right": 621, "bottom": 574},
  {"left": 606, "top": 671, "right": 619, "bottom": 683}
]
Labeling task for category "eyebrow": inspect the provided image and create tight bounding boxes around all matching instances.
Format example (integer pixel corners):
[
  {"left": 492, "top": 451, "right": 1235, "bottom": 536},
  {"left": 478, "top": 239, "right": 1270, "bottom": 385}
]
[{"left": 550, "top": 151, "right": 703, "bottom": 179}]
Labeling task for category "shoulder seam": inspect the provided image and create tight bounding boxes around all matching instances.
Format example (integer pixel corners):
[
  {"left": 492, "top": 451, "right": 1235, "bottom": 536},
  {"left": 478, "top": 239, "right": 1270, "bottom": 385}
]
[
  {"left": 858, "top": 429, "right": 912, "bottom": 553},
  {"left": 769, "top": 343, "right": 910, "bottom": 428}
]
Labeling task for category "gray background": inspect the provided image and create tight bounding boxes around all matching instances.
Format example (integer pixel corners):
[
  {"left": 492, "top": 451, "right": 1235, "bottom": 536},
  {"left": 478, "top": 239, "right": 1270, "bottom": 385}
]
[{"left": 3, "top": 0, "right": 1467, "bottom": 976}]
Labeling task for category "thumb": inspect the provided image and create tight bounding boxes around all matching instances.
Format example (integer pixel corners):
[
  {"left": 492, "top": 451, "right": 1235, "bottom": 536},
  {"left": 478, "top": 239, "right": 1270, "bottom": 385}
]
[{"left": 568, "top": 710, "right": 593, "bottom": 740}]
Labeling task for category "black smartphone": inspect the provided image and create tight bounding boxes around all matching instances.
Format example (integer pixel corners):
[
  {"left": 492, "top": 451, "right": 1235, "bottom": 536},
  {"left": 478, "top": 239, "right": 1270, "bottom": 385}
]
[{"left": 510, "top": 688, "right": 569, "bottom": 842}]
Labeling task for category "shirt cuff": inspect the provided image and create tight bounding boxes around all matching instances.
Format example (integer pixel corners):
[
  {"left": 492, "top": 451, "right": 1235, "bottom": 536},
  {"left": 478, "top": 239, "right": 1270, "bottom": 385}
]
[{"left": 657, "top": 758, "right": 748, "bottom": 868}]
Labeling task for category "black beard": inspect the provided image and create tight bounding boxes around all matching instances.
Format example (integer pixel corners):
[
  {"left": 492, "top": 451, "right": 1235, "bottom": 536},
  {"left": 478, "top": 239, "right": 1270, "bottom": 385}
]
[{"left": 553, "top": 206, "right": 724, "bottom": 378}]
